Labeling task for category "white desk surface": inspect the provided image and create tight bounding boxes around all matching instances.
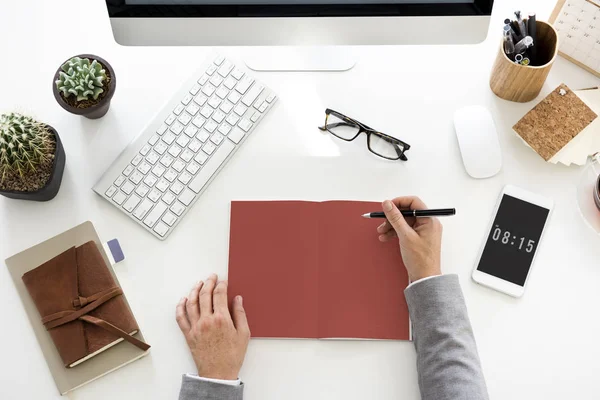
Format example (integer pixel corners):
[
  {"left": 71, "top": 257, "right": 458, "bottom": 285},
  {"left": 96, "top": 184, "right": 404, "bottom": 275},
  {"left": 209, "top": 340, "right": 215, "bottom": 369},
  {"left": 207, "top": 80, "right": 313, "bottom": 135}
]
[{"left": 1, "top": 0, "right": 599, "bottom": 398}]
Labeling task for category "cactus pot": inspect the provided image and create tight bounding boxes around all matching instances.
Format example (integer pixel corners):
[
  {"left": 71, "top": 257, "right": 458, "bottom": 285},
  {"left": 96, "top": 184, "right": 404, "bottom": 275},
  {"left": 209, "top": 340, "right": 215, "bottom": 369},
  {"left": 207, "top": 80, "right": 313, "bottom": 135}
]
[
  {"left": 52, "top": 54, "right": 116, "bottom": 120},
  {"left": 0, "top": 126, "right": 66, "bottom": 201}
]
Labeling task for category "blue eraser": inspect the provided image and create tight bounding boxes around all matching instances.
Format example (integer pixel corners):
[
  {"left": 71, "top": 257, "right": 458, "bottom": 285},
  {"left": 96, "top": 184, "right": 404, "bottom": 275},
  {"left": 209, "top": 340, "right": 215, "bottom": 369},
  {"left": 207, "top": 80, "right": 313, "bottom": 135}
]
[{"left": 107, "top": 239, "right": 125, "bottom": 263}]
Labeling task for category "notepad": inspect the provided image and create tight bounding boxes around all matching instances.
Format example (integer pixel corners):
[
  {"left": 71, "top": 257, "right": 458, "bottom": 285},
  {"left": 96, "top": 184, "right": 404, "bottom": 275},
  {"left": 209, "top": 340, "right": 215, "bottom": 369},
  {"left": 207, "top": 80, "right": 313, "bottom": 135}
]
[{"left": 227, "top": 201, "right": 410, "bottom": 340}]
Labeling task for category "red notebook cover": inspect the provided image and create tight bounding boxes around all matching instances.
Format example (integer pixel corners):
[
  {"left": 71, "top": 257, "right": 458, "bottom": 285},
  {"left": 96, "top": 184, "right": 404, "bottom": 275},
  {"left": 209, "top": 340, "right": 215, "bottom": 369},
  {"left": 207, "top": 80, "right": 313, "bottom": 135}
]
[{"left": 227, "top": 201, "right": 410, "bottom": 340}]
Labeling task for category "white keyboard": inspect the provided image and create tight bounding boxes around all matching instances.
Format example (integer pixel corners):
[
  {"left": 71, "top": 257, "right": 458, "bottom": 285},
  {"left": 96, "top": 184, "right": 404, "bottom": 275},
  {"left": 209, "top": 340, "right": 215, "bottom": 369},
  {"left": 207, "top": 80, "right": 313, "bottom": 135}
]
[{"left": 93, "top": 54, "right": 277, "bottom": 240}]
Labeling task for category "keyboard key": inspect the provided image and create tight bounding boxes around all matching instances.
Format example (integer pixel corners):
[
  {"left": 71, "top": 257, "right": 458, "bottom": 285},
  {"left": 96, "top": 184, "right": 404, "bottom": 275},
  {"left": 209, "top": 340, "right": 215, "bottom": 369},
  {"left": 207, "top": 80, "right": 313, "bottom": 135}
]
[
  {"left": 184, "top": 126, "right": 198, "bottom": 137},
  {"left": 121, "top": 181, "right": 136, "bottom": 194},
  {"left": 113, "top": 191, "right": 127, "bottom": 205},
  {"left": 208, "top": 96, "right": 221, "bottom": 109},
  {"left": 192, "top": 116, "right": 206, "bottom": 128},
  {"left": 160, "top": 155, "right": 175, "bottom": 168},
  {"left": 189, "top": 139, "right": 202, "bottom": 152},
  {"left": 242, "top": 85, "right": 264, "bottom": 107},
  {"left": 196, "top": 130, "right": 210, "bottom": 142},
  {"left": 220, "top": 101, "right": 234, "bottom": 114},
  {"left": 153, "top": 222, "right": 169, "bottom": 237},
  {"left": 228, "top": 127, "right": 245, "bottom": 144},
  {"left": 156, "top": 179, "right": 170, "bottom": 192},
  {"left": 212, "top": 110, "right": 226, "bottom": 123},
  {"left": 231, "top": 68, "right": 244, "bottom": 80},
  {"left": 170, "top": 122, "right": 184, "bottom": 135},
  {"left": 162, "top": 191, "right": 176, "bottom": 205},
  {"left": 204, "top": 120, "right": 218, "bottom": 133},
  {"left": 186, "top": 161, "right": 201, "bottom": 175},
  {"left": 176, "top": 135, "right": 190, "bottom": 148},
  {"left": 181, "top": 149, "right": 194, "bottom": 162},
  {"left": 105, "top": 186, "right": 117, "bottom": 197},
  {"left": 152, "top": 164, "right": 166, "bottom": 177},
  {"left": 130, "top": 171, "right": 144, "bottom": 185},
  {"left": 234, "top": 104, "right": 247, "bottom": 116},
  {"left": 179, "top": 188, "right": 196, "bottom": 206},
  {"left": 173, "top": 104, "right": 185, "bottom": 116},
  {"left": 148, "top": 189, "right": 161, "bottom": 202},
  {"left": 138, "top": 161, "right": 152, "bottom": 174},
  {"left": 135, "top": 184, "right": 150, "bottom": 197},
  {"left": 168, "top": 144, "right": 182, "bottom": 158},
  {"left": 226, "top": 114, "right": 240, "bottom": 126},
  {"left": 178, "top": 113, "right": 192, "bottom": 126},
  {"left": 228, "top": 91, "right": 242, "bottom": 104},
  {"left": 266, "top": 93, "right": 276, "bottom": 103},
  {"left": 238, "top": 119, "right": 253, "bottom": 132},
  {"left": 114, "top": 175, "right": 126, "bottom": 187},
  {"left": 251, "top": 112, "right": 260, "bottom": 122},
  {"left": 144, "top": 174, "right": 158, "bottom": 187},
  {"left": 140, "top": 145, "right": 151, "bottom": 156},
  {"left": 157, "top": 124, "right": 168, "bottom": 135},
  {"left": 149, "top": 134, "right": 160, "bottom": 145},
  {"left": 155, "top": 141, "right": 168, "bottom": 155},
  {"left": 258, "top": 102, "right": 269, "bottom": 113},
  {"left": 194, "top": 94, "right": 208, "bottom": 106},
  {"left": 214, "top": 55, "right": 225, "bottom": 65},
  {"left": 202, "top": 142, "right": 216, "bottom": 155},
  {"left": 182, "top": 94, "right": 193, "bottom": 105},
  {"left": 123, "top": 194, "right": 141, "bottom": 212},
  {"left": 164, "top": 169, "right": 178, "bottom": 182},
  {"left": 190, "top": 140, "right": 235, "bottom": 193},
  {"left": 172, "top": 159, "right": 186, "bottom": 173},
  {"left": 216, "top": 87, "right": 229, "bottom": 99},
  {"left": 187, "top": 103, "right": 200, "bottom": 116},
  {"left": 178, "top": 171, "right": 193, "bottom": 185},
  {"left": 135, "top": 150, "right": 147, "bottom": 162},
  {"left": 133, "top": 199, "right": 153, "bottom": 220},
  {"left": 206, "top": 64, "right": 218, "bottom": 76},
  {"left": 202, "top": 84, "right": 216, "bottom": 97},
  {"left": 170, "top": 181, "right": 185, "bottom": 195},
  {"left": 210, "top": 132, "right": 224, "bottom": 146},
  {"left": 194, "top": 152, "right": 208, "bottom": 165},
  {"left": 165, "top": 114, "right": 176, "bottom": 125},
  {"left": 162, "top": 132, "right": 176, "bottom": 145},
  {"left": 198, "top": 75, "right": 209, "bottom": 85},
  {"left": 190, "top": 83, "right": 201, "bottom": 95},
  {"left": 123, "top": 165, "right": 135, "bottom": 176},
  {"left": 218, "top": 123, "right": 232, "bottom": 135},
  {"left": 224, "top": 77, "right": 237, "bottom": 90},
  {"left": 200, "top": 106, "right": 214, "bottom": 119},
  {"left": 210, "top": 74, "right": 223, "bottom": 87},
  {"left": 143, "top": 202, "right": 168, "bottom": 228},
  {"left": 146, "top": 151, "right": 160, "bottom": 165},
  {"left": 170, "top": 201, "right": 186, "bottom": 216},
  {"left": 162, "top": 212, "right": 177, "bottom": 226},
  {"left": 236, "top": 76, "right": 254, "bottom": 94},
  {"left": 218, "top": 60, "right": 234, "bottom": 77}
]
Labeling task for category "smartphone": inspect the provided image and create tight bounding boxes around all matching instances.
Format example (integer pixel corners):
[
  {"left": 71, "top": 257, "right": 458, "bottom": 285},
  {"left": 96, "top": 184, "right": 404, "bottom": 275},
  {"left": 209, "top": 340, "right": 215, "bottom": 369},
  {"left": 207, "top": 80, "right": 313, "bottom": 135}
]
[{"left": 472, "top": 185, "right": 553, "bottom": 297}]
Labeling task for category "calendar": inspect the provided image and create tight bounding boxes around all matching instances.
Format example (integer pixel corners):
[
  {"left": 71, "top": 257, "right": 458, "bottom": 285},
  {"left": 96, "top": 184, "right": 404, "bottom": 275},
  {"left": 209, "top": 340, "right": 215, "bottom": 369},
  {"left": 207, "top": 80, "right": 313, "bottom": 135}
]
[{"left": 550, "top": 0, "right": 600, "bottom": 77}]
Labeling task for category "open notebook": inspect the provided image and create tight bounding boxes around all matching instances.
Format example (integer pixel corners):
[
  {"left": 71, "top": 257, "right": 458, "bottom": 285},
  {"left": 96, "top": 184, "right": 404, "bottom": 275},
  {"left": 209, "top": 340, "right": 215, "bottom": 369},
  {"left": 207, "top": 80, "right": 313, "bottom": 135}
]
[{"left": 227, "top": 201, "right": 410, "bottom": 340}]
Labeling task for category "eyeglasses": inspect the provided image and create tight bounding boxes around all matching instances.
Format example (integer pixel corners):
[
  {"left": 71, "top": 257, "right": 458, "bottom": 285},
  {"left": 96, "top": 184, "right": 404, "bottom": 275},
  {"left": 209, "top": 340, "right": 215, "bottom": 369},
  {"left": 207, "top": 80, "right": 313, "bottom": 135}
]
[{"left": 318, "top": 108, "right": 410, "bottom": 161}]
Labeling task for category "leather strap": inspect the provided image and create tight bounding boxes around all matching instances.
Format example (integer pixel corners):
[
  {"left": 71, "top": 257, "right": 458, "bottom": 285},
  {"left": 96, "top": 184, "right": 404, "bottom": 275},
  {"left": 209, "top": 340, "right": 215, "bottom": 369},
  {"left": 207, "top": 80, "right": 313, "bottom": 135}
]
[{"left": 79, "top": 315, "right": 150, "bottom": 351}]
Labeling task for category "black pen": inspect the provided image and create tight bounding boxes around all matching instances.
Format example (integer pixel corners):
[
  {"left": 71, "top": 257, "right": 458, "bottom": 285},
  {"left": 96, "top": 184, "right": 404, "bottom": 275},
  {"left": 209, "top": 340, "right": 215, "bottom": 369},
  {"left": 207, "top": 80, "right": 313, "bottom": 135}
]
[
  {"left": 528, "top": 12, "right": 537, "bottom": 65},
  {"left": 361, "top": 208, "right": 456, "bottom": 218}
]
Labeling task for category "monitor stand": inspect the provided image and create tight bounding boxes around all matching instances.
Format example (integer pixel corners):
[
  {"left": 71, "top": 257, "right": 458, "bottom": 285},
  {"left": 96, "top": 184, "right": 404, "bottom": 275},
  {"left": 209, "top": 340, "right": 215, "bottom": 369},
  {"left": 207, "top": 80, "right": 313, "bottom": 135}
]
[{"left": 244, "top": 47, "right": 356, "bottom": 72}]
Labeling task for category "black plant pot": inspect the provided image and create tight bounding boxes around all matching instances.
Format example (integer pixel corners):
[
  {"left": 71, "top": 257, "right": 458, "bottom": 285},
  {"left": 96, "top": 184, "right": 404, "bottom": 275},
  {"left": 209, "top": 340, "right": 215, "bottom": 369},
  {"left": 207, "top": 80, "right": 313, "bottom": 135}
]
[
  {"left": 0, "top": 126, "right": 66, "bottom": 202},
  {"left": 52, "top": 54, "right": 116, "bottom": 120}
]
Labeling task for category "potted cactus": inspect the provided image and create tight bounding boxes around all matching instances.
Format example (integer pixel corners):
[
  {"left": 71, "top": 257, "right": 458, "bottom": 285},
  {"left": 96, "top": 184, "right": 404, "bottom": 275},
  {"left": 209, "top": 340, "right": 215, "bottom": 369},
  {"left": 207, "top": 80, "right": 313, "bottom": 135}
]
[
  {"left": 0, "top": 113, "right": 66, "bottom": 201},
  {"left": 53, "top": 54, "right": 116, "bottom": 119}
]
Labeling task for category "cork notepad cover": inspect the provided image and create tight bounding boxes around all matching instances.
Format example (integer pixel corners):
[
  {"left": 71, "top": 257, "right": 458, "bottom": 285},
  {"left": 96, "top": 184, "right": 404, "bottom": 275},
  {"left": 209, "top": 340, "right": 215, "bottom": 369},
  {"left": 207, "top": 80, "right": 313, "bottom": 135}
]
[{"left": 513, "top": 84, "right": 598, "bottom": 161}]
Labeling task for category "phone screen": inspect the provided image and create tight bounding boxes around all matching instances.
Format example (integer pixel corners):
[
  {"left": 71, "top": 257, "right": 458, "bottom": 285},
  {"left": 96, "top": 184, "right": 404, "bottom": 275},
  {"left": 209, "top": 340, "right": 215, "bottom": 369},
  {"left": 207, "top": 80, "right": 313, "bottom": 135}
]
[{"left": 476, "top": 194, "right": 550, "bottom": 286}]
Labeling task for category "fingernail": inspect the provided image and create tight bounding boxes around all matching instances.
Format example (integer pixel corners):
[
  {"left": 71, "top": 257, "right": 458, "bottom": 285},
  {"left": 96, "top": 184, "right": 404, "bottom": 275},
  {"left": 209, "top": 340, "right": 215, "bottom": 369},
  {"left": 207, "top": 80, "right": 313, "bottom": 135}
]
[
  {"left": 378, "top": 235, "right": 386, "bottom": 241},
  {"left": 378, "top": 223, "right": 386, "bottom": 230},
  {"left": 382, "top": 200, "right": 393, "bottom": 212},
  {"left": 180, "top": 297, "right": 186, "bottom": 302},
  {"left": 208, "top": 273, "right": 217, "bottom": 280},
  {"left": 236, "top": 295, "right": 243, "bottom": 305}
]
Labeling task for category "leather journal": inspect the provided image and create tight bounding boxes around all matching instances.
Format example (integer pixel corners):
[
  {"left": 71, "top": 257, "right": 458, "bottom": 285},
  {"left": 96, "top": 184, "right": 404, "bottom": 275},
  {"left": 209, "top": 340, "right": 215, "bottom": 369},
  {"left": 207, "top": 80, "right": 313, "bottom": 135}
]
[{"left": 22, "top": 241, "right": 150, "bottom": 368}]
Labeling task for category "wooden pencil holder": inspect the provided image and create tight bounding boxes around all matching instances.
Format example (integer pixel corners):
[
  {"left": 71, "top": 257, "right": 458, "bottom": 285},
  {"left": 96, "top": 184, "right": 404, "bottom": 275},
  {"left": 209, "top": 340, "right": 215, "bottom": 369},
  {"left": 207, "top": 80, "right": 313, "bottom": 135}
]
[{"left": 489, "top": 21, "right": 559, "bottom": 103}]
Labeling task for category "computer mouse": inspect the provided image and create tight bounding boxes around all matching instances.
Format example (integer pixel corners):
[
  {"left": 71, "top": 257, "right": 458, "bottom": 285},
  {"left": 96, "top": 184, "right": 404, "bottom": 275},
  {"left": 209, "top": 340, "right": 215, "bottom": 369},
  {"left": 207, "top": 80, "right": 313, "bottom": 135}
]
[{"left": 453, "top": 105, "right": 502, "bottom": 179}]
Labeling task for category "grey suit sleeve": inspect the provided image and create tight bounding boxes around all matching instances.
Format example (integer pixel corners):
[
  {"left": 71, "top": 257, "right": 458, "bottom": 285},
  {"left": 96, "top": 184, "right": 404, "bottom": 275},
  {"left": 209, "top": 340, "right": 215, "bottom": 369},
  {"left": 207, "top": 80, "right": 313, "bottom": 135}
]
[
  {"left": 178, "top": 375, "right": 244, "bottom": 400},
  {"left": 404, "top": 274, "right": 488, "bottom": 400}
]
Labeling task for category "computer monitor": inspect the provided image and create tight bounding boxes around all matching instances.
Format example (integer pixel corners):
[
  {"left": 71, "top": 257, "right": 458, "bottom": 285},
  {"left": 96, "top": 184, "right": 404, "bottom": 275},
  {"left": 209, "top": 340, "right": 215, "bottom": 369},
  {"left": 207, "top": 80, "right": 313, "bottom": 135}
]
[{"left": 105, "top": 0, "right": 494, "bottom": 71}]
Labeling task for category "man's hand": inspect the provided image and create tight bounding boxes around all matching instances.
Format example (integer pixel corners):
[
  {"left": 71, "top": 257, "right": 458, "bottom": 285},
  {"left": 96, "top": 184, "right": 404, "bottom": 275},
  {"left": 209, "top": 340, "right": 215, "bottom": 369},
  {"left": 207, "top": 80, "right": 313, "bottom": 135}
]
[
  {"left": 176, "top": 274, "right": 250, "bottom": 380},
  {"left": 377, "top": 196, "right": 443, "bottom": 282}
]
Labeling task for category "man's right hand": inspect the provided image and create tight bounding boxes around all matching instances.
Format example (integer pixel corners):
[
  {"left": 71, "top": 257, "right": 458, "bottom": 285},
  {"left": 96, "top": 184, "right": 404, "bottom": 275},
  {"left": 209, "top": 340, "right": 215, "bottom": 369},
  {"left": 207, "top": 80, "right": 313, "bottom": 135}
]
[{"left": 377, "top": 196, "right": 443, "bottom": 283}]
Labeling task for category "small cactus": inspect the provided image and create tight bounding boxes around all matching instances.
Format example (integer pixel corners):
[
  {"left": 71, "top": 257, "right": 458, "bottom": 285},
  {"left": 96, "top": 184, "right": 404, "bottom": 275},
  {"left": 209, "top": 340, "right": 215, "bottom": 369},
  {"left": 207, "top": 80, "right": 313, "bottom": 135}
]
[
  {"left": 0, "top": 113, "right": 55, "bottom": 180},
  {"left": 55, "top": 57, "right": 107, "bottom": 102}
]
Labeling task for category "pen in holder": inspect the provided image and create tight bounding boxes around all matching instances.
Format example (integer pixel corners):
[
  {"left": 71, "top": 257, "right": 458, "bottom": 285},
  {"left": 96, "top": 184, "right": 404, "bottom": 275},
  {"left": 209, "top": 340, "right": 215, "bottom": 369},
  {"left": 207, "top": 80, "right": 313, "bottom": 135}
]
[
  {"left": 577, "top": 153, "right": 600, "bottom": 234},
  {"left": 490, "top": 21, "right": 558, "bottom": 103}
]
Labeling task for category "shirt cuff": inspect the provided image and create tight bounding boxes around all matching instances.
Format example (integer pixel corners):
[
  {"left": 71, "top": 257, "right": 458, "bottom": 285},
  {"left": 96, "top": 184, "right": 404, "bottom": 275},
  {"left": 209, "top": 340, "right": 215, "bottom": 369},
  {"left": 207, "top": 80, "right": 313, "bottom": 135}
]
[
  {"left": 185, "top": 374, "right": 241, "bottom": 386},
  {"left": 406, "top": 274, "right": 442, "bottom": 289}
]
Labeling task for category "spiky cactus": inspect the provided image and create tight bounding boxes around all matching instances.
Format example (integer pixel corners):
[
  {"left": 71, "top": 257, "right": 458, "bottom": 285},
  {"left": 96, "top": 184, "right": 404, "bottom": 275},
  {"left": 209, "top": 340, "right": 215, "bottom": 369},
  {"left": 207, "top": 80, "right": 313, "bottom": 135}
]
[
  {"left": 55, "top": 57, "right": 107, "bottom": 101},
  {"left": 0, "top": 113, "right": 55, "bottom": 179}
]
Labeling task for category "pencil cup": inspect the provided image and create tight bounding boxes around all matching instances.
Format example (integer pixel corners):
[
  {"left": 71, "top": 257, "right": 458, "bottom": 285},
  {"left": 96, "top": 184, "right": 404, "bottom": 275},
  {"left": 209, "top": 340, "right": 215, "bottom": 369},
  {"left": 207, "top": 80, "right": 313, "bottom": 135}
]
[{"left": 489, "top": 21, "right": 559, "bottom": 103}]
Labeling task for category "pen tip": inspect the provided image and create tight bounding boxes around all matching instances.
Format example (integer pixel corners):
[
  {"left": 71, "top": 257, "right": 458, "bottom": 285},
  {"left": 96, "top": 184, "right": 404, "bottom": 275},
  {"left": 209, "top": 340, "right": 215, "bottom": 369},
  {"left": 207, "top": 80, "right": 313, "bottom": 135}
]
[{"left": 361, "top": 213, "right": 369, "bottom": 218}]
